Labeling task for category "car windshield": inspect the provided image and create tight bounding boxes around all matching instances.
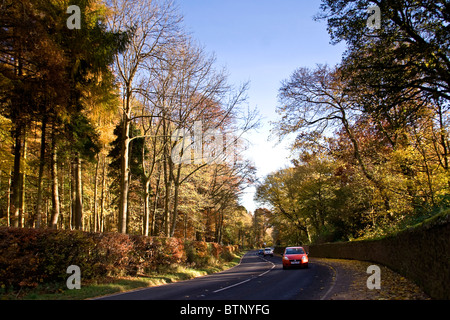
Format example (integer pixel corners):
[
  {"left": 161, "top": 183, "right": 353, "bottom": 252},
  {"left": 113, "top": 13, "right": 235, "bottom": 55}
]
[{"left": 285, "top": 248, "right": 304, "bottom": 254}]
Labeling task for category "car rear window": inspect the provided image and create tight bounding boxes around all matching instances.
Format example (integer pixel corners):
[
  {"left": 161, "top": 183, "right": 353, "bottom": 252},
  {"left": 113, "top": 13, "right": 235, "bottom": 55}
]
[{"left": 285, "top": 248, "right": 304, "bottom": 254}]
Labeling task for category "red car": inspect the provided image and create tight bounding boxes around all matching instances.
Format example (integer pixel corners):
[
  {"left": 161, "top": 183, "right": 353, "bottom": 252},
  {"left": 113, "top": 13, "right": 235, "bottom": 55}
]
[{"left": 282, "top": 246, "right": 308, "bottom": 269}]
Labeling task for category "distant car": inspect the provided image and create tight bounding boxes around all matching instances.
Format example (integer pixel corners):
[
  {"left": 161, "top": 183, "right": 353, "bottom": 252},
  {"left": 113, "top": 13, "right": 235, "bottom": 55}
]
[
  {"left": 258, "top": 249, "right": 264, "bottom": 255},
  {"left": 263, "top": 247, "right": 273, "bottom": 257},
  {"left": 282, "top": 246, "right": 308, "bottom": 269}
]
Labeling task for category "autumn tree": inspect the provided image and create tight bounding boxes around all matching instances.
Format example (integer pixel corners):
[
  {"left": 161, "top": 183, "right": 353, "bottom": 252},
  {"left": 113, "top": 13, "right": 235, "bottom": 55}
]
[
  {"left": 106, "top": 0, "right": 183, "bottom": 234},
  {"left": 269, "top": 0, "right": 450, "bottom": 241},
  {"left": 0, "top": 0, "right": 126, "bottom": 229},
  {"left": 316, "top": 0, "right": 450, "bottom": 102},
  {"left": 0, "top": 0, "right": 259, "bottom": 246},
  {"left": 0, "top": 0, "right": 68, "bottom": 227}
]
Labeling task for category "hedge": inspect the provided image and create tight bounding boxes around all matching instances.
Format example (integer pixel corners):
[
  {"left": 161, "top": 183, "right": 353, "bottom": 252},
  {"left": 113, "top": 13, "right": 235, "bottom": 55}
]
[
  {"left": 0, "top": 227, "right": 238, "bottom": 290},
  {"left": 308, "top": 211, "right": 450, "bottom": 300}
]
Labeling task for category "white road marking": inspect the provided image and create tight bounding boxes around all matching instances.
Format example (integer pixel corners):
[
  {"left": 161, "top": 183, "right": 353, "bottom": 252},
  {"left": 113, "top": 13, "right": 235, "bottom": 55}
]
[
  {"left": 212, "top": 253, "right": 275, "bottom": 294},
  {"left": 212, "top": 279, "right": 252, "bottom": 293},
  {"left": 317, "top": 261, "right": 337, "bottom": 300}
]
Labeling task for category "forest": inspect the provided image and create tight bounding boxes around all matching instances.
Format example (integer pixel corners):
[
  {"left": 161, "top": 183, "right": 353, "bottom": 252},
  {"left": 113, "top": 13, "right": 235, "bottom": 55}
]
[
  {"left": 1, "top": 0, "right": 449, "bottom": 250},
  {"left": 0, "top": 0, "right": 259, "bottom": 245},
  {"left": 255, "top": 0, "right": 450, "bottom": 245}
]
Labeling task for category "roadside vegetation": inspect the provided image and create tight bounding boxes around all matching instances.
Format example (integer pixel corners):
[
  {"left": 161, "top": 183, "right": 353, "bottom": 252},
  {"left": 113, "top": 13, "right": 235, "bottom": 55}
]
[
  {"left": 0, "top": 227, "right": 244, "bottom": 300},
  {"left": 3, "top": 253, "right": 243, "bottom": 300},
  {"left": 3, "top": 251, "right": 244, "bottom": 301}
]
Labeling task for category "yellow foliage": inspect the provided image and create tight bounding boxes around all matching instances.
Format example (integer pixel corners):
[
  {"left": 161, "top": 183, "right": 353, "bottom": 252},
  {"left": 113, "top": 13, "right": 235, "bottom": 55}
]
[{"left": 0, "top": 115, "right": 13, "bottom": 172}]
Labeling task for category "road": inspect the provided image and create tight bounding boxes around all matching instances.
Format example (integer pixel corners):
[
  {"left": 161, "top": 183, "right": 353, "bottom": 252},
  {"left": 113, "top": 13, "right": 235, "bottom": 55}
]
[{"left": 95, "top": 250, "right": 335, "bottom": 300}]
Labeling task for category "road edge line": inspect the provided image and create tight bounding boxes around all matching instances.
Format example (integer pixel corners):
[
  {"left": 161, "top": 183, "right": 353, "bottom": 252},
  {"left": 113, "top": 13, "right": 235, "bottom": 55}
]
[
  {"left": 313, "top": 259, "right": 338, "bottom": 300},
  {"left": 212, "top": 251, "right": 275, "bottom": 294}
]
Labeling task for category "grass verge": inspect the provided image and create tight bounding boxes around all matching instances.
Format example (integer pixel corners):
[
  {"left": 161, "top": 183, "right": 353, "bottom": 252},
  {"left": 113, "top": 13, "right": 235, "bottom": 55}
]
[{"left": 1, "top": 251, "right": 245, "bottom": 300}]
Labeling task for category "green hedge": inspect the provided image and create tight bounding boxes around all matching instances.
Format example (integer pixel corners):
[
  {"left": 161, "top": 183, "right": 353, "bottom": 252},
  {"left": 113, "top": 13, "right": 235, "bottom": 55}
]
[
  {"left": 0, "top": 227, "right": 238, "bottom": 290},
  {"left": 308, "top": 211, "right": 450, "bottom": 300}
]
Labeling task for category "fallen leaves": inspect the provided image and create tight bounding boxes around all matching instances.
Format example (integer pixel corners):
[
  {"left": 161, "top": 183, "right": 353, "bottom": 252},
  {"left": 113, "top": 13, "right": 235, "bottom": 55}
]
[{"left": 314, "top": 258, "right": 430, "bottom": 300}]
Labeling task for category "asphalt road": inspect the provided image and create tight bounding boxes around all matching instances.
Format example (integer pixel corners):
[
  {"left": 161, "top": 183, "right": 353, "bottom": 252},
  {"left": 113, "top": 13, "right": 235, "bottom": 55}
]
[{"left": 95, "top": 250, "right": 334, "bottom": 300}]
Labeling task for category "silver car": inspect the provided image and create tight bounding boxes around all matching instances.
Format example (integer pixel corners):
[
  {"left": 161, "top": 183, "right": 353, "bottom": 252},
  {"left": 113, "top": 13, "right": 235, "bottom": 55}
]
[{"left": 263, "top": 247, "right": 273, "bottom": 257}]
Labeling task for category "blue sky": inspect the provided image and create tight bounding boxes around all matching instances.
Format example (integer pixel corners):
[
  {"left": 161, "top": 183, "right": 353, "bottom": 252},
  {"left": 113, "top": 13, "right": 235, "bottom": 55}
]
[{"left": 176, "top": 0, "right": 346, "bottom": 212}]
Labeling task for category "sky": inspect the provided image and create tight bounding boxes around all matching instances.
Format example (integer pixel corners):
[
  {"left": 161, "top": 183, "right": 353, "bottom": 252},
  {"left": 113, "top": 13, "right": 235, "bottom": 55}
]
[{"left": 176, "top": 0, "right": 347, "bottom": 213}]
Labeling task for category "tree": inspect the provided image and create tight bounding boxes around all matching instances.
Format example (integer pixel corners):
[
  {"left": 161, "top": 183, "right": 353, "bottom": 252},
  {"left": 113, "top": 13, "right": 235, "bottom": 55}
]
[
  {"left": 315, "top": 0, "right": 450, "bottom": 217},
  {"left": 0, "top": 0, "right": 126, "bottom": 229},
  {"left": 316, "top": 0, "right": 450, "bottom": 102},
  {"left": 108, "top": 0, "right": 256, "bottom": 235},
  {"left": 106, "top": 0, "right": 183, "bottom": 234},
  {"left": 0, "top": 0, "right": 259, "bottom": 245},
  {"left": 276, "top": 64, "right": 395, "bottom": 213},
  {"left": 0, "top": 0, "right": 70, "bottom": 227},
  {"left": 256, "top": 168, "right": 310, "bottom": 242},
  {"left": 253, "top": 208, "right": 271, "bottom": 247},
  {"left": 0, "top": 115, "right": 13, "bottom": 225},
  {"left": 55, "top": 0, "right": 126, "bottom": 230}
]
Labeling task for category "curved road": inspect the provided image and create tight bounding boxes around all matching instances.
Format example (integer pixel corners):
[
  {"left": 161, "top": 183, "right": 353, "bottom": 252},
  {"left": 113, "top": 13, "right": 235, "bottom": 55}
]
[{"left": 96, "top": 251, "right": 334, "bottom": 300}]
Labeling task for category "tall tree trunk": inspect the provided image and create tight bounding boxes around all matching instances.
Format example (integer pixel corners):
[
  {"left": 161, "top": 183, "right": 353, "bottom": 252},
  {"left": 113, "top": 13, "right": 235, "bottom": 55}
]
[
  {"left": 119, "top": 115, "right": 131, "bottom": 234},
  {"left": 161, "top": 116, "right": 173, "bottom": 237},
  {"left": 74, "top": 155, "right": 83, "bottom": 230},
  {"left": 10, "top": 123, "right": 23, "bottom": 228},
  {"left": 217, "top": 210, "right": 224, "bottom": 244},
  {"left": 6, "top": 168, "right": 11, "bottom": 227},
  {"left": 71, "top": 160, "right": 76, "bottom": 229},
  {"left": 93, "top": 154, "right": 100, "bottom": 232},
  {"left": 100, "top": 153, "right": 107, "bottom": 232},
  {"left": 60, "top": 161, "right": 66, "bottom": 229},
  {"left": 35, "top": 115, "right": 47, "bottom": 228},
  {"left": 183, "top": 211, "right": 187, "bottom": 240},
  {"left": 18, "top": 130, "right": 26, "bottom": 228},
  {"left": 170, "top": 160, "right": 183, "bottom": 237},
  {"left": 50, "top": 129, "right": 60, "bottom": 229},
  {"left": 143, "top": 177, "right": 151, "bottom": 236},
  {"left": 10, "top": 32, "right": 24, "bottom": 228},
  {"left": 151, "top": 170, "right": 161, "bottom": 236},
  {"left": 163, "top": 149, "right": 172, "bottom": 237},
  {"left": 169, "top": 181, "right": 180, "bottom": 237}
]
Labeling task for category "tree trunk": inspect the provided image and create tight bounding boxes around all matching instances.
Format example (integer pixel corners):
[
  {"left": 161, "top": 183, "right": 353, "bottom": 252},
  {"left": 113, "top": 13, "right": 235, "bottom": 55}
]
[
  {"left": 60, "top": 161, "right": 66, "bottom": 229},
  {"left": 163, "top": 170, "right": 171, "bottom": 237},
  {"left": 119, "top": 116, "right": 131, "bottom": 234},
  {"left": 93, "top": 154, "right": 100, "bottom": 232},
  {"left": 170, "top": 160, "right": 183, "bottom": 237},
  {"left": 6, "top": 168, "right": 11, "bottom": 227},
  {"left": 35, "top": 115, "right": 47, "bottom": 228},
  {"left": 71, "top": 160, "right": 76, "bottom": 229},
  {"left": 74, "top": 155, "right": 83, "bottom": 230},
  {"left": 169, "top": 181, "right": 180, "bottom": 237},
  {"left": 183, "top": 211, "right": 187, "bottom": 240},
  {"left": 151, "top": 171, "right": 161, "bottom": 236},
  {"left": 50, "top": 131, "right": 60, "bottom": 229},
  {"left": 217, "top": 210, "right": 224, "bottom": 244},
  {"left": 143, "top": 177, "right": 151, "bottom": 236},
  {"left": 18, "top": 131, "right": 26, "bottom": 228},
  {"left": 163, "top": 133, "right": 172, "bottom": 236},
  {"left": 10, "top": 123, "right": 23, "bottom": 228},
  {"left": 100, "top": 153, "right": 107, "bottom": 232}
]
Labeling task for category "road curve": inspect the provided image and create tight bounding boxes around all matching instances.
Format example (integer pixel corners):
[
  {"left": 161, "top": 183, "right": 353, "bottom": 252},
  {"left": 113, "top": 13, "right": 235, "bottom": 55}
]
[{"left": 95, "top": 250, "right": 334, "bottom": 300}]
